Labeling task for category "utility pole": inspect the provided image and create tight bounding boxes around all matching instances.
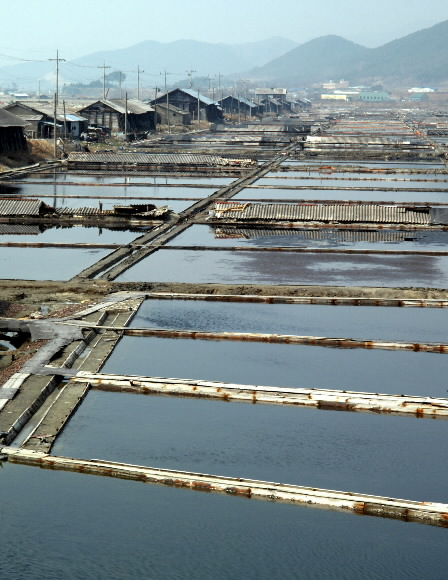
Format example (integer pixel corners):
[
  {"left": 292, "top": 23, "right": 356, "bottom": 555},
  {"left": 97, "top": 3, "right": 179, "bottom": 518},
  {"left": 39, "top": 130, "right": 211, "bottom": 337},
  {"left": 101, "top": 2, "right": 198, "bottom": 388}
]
[
  {"left": 137, "top": 65, "right": 144, "bottom": 100},
  {"left": 48, "top": 50, "right": 65, "bottom": 107},
  {"left": 98, "top": 62, "right": 111, "bottom": 99},
  {"left": 53, "top": 92, "right": 57, "bottom": 158},
  {"left": 206, "top": 75, "right": 213, "bottom": 97},
  {"left": 217, "top": 72, "right": 223, "bottom": 102},
  {"left": 124, "top": 92, "right": 128, "bottom": 142},
  {"left": 63, "top": 100, "right": 67, "bottom": 140},
  {"left": 153, "top": 87, "right": 159, "bottom": 132},
  {"left": 119, "top": 72, "right": 123, "bottom": 99},
  {"left": 161, "top": 69, "right": 172, "bottom": 134},
  {"left": 197, "top": 89, "right": 201, "bottom": 125},
  {"left": 186, "top": 69, "right": 196, "bottom": 89},
  {"left": 49, "top": 50, "right": 65, "bottom": 156}
]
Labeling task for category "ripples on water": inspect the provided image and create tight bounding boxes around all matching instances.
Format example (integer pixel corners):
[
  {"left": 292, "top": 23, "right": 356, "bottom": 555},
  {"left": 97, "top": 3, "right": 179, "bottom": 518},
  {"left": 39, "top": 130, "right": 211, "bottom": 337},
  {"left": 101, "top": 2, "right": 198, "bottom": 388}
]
[{"left": 1, "top": 463, "right": 446, "bottom": 580}]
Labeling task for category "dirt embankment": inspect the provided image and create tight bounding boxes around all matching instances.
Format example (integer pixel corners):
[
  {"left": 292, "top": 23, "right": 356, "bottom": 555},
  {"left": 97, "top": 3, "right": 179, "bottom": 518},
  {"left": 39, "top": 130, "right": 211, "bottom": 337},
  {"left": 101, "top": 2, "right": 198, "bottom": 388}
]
[{"left": 0, "top": 279, "right": 447, "bottom": 319}]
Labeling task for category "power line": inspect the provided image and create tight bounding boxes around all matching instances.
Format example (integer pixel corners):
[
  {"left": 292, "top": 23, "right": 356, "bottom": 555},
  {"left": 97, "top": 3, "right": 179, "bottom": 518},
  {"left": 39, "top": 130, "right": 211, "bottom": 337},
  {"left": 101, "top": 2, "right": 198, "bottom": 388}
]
[{"left": 0, "top": 52, "right": 47, "bottom": 63}]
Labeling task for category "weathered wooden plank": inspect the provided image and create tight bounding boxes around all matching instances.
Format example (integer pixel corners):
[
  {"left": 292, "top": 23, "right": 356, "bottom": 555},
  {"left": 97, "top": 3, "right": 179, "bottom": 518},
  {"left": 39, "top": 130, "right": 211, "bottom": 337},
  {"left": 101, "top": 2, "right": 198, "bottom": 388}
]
[
  {"left": 2, "top": 447, "right": 447, "bottom": 527},
  {"left": 71, "top": 372, "right": 448, "bottom": 419},
  {"left": 61, "top": 325, "right": 448, "bottom": 354}
]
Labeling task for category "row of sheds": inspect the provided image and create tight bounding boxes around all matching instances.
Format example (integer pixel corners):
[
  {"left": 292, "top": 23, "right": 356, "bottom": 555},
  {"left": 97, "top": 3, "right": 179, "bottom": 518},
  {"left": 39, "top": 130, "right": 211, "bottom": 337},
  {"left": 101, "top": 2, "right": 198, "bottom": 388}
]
[
  {"left": 2, "top": 198, "right": 447, "bottom": 227},
  {"left": 1, "top": 88, "right": 311, "bottom": 146},
  {"left": 1, "top": 89, "right": 224, "bottom": 140},
  {"left": 211, "top": 202, "right": 435, "bottom": 225},
  {"left": 3, "top": 99, "right": 155, "bottom": 140}
]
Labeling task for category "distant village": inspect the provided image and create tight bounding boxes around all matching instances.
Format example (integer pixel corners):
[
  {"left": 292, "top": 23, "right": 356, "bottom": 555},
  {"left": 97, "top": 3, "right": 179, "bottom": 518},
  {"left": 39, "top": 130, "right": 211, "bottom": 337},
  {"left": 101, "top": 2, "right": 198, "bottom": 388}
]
[{"left": 1, "top": 78, "right": 447, "bottom": 153}]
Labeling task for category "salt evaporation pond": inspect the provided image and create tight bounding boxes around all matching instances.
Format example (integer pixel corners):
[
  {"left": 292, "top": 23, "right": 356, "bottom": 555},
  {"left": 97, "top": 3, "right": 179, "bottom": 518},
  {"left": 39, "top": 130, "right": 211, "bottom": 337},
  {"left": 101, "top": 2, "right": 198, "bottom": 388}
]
[
  {"left": 132, "top": 299, "right": 448, "bottom": 343},
  {"left": 1, "top": 463, "right": 445, "bottom": 580},
  {"left": 235, "top": 187, "right": 448, "bottom": 203},
  {"left": 259, "top": 176, "right": 448, "bottom": 188},
  {"left": 16, "top": 172, "right": 235, "bottom": 185},
  {"left": 52, "top": 391, "right": 448, "bottom": 502},
  {"left": 0, "top": 247, "right": 110, "bottom": 280},
  {"left": 115, "top": 249, "right": 448, "bottom": 287},
  {"left": 281, "top": 160, "right": 447, "bottom": 169},
  {"left": 266, "top": 171, "right": 448, "bottom": 181},
  {"left": 102, "top": 335, "right": 448, "bottom": 397},
  {"left": 0, "top": 225, "right": 145, "bottom": 245},
  {"left": 167, "top": 224, "right": 448, "bottom": 251},
  {"left": 0, "top": 182, "right": 216, "bottom": 199}
]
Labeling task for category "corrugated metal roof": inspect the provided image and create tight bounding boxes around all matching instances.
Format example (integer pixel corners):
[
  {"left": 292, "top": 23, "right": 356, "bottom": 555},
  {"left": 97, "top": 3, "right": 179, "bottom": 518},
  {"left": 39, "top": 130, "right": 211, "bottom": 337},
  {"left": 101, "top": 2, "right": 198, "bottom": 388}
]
[
  {"left": 179, "top": 88, "right": 217, "bottom": 106},
  {"left": 56, "top": 207, "right": 102, "bottom": 216},
  {"left": 0, "top": 199, "right": 43, "bottom": 216},
  {"left": 219, "top": 95, "right": 257, "bottom": 108},
  {"left": 4, "top": 103, "right": 87, "bottom": 124},
  {"left": 67, "top": 152, "right": 227, "bottom": 165},
  {"left": 0, "top": 224, "right": 42, "bottom": 235},
  {"left": 306, "top": 136, "right": 425, "bottom": 146},
  {"left": 63, "top": 113, "right": 87, "bottom": 122},
  {"left": 106, "top": 99, "right": 154, "bottom": 115},
  {"left": 77, "top": 100, "right": 154, "bottom": 116},
  {"left": 212, "top": 203, "right": 430, "bottom": 225},
  {"left": 213, "top": 228, "right": 414, "bottom": 242}
]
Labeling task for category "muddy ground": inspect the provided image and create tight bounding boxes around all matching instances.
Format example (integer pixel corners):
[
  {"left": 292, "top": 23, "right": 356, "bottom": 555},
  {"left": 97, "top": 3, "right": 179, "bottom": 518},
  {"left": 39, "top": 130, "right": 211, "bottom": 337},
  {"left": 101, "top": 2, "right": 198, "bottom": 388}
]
[{"left": 0, "top": 279, "right": 447, "bottom": 319}]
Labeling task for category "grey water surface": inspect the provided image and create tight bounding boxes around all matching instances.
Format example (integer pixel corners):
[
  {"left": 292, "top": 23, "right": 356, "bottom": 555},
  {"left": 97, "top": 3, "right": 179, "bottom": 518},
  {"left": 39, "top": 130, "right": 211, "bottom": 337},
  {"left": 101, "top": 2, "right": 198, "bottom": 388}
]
[
  {"left": 52, "top": 391, "right": 448, "bottom": 503},
  {"left": 115, "top": 248, "right": 448, "bottom": 287},
  {"left": 0, "top": 463, "right": 446, "bottom": 580},
  {"left": 102, "top": 335, "right": 448, "bottom": 397},
  {"left": 131, "top": 299, "right": 448, "bottom": 343}
]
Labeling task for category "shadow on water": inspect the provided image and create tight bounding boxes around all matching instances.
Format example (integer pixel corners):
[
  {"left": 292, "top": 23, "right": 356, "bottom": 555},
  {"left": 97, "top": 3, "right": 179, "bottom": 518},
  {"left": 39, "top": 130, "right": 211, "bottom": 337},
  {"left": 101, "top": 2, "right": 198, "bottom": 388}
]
[{"left": 0, "top": 183, "right": 23, "bottom": 196}]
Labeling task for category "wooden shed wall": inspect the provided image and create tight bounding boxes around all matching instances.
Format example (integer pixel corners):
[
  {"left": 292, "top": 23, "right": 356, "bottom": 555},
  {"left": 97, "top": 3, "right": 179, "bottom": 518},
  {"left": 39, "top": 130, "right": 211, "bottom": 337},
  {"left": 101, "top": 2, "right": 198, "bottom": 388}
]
[{"left": 0, "top": 127, "right": 27, "bottom": 154}]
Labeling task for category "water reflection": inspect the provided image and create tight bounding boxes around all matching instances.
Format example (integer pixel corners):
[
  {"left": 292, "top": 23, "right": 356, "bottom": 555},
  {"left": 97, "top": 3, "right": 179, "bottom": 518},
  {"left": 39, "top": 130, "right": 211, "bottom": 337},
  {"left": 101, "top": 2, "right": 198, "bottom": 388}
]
[
  {"left": 235, "top": 187, "right": 448, "bottom": 203},
  {"left": 0, "top": 224, "right": 147, "bottom": 244},
  {"left": 116, "top": 248, "right": 448, "bottom": 287},
  {"left": 1, "top": 463, "right": 446, "bottom": 580},
  {"left": 103, "top": 336, "right": 448, "bottom": 397},
  {"left": 0, "top": 247, "right": 110, "bottom": 280},
  {"left": 53, "top": 391, "right": 448, "bottom": 502},
  {"left": 131, "top": 299, "right": 448, "bottom": 343},
  {"left": 168, "top": 224, "right": 448, "bottom": 251}
]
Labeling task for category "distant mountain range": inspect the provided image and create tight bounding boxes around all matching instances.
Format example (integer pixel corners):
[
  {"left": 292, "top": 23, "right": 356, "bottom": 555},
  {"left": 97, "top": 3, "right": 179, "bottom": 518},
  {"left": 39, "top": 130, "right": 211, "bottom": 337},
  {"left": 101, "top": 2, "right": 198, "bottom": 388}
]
[
  {"left": 1, "top": 20, "right": 448, "bottom": 94},
  {"left": 0, "top": 37, "right": 297, "bottom": 90},
  {"left": 249, "top": 20, "right": 448, "bottom": 87}
]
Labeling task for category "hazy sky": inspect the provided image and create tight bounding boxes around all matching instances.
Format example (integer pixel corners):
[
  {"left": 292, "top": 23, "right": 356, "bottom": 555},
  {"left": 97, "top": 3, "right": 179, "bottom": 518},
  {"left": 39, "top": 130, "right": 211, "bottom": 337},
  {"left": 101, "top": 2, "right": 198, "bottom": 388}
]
[{"left": 1, "top": 0, "right": 448, "bottom": 63}]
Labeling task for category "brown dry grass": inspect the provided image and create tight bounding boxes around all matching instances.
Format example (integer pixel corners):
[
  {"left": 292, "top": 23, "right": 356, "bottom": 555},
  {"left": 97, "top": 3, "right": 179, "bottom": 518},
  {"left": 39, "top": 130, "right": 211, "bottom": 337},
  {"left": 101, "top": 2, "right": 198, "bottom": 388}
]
[
  {"left": 27, "top": 139, "right": 54, "bottom": 159},
  {"left": 0, "top": 139, "right": 55, "bottom": 172}
]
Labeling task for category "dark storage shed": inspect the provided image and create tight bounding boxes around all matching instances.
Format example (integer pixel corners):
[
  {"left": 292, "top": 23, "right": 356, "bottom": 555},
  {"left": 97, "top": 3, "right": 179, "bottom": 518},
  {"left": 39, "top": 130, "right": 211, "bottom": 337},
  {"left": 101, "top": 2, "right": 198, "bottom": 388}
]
[
  {"left": 218, "top": 95, "right": 260, "bottom": 118},
  {"left": 151, "top": 88, "right": 223, "bottom": 122},
  {"left": 0, "top": 109, "right": 29, "bottom": 154},
  {"left": 77, "top": 99, "right": 155, "bottom": 138}
]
